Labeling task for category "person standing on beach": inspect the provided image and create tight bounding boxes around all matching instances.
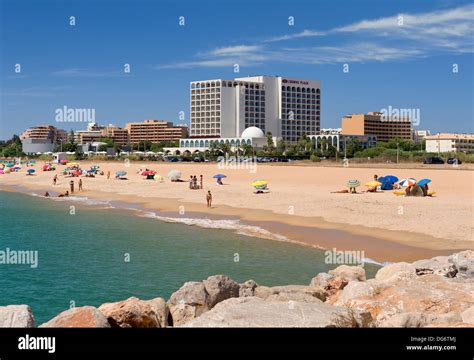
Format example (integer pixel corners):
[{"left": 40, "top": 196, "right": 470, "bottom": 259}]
[
  {"left": 200, "top": 175, "right": 203, "bottom": 189},
  {"left": 193, "top": 176, "right": 198, "bottom": 190},
  {"left": 107, "top": 171, "right": 110, "bottom": 179},
  {"left": 69, "top": 180, "right": 74, "bottom": 193},
  {"left": 78, "top": 178, "right": 83, "bottom": 191},
  {"left": 53, "top": 175, "right": 57, "bottom": 185},
  {"left": 206, "top": 190, "right": 212, "bottom": 208}
]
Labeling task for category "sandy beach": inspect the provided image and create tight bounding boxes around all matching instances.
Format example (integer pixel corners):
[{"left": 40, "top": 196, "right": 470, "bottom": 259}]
[{"left": 1, "top": 160, "right": 472, "bottom": 262}]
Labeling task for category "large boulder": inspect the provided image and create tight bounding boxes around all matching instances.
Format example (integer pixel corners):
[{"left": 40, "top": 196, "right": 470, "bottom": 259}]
[
  {"left": 40, "top": 306, "right": 110, "bottom": 328},
  {"left": 0, "top": 305, "right": 35, "bottom": 328},
  {"left": 450, "top": 251, "right": 474, "bottom": 279},
  {"left": 376, "top": 251, "right": 474, "bottom": 282},
  {"left": 328, "top": 265, "right": 366, "bottom": 282},
  {"left": 181, "top": 297, "right": 373, "bottom": 328},
  {"left": 239, "top": 280, "right": 258, "bottom": 297},
  {"left": 335, "top": 274, "right": 474, "bottom": 327},
  {"left": 254, "top": 285, "right": 326, "bottom": 302},
  {"left": 310, "top": 273, "right": 350, "bottom": 303},
  {"left": 167, "top": 282, "right": 210, "bottom": 326},
  {"left": 202, "top": 275, "right": 240, "bottom": 308},
  {"left": 98, "top": 297, "right": 168, "bottom": 328},
  {"left": 460, "top": 306, "right": 474, "bottom": 325},
  {"left": 378, "top": 311, "right": 464, "bottom": 328}
]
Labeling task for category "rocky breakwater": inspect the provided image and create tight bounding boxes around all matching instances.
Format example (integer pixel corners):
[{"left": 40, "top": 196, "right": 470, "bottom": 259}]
[{"left": 1, "top": 251, "right": 472, "bottom": 328}]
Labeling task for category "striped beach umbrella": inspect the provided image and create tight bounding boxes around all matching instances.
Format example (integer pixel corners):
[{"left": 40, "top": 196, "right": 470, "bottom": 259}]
[
  {"left": 346, "top": 179, "right": 361, "bottom": 188},
  {"left": 399, "top": 178, "right": 416, "bottom": 187}
]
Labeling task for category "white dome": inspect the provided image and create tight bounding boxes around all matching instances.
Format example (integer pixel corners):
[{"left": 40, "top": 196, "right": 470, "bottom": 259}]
[{"left": 241, "top": 126, "right": 265, "bottom": 138}]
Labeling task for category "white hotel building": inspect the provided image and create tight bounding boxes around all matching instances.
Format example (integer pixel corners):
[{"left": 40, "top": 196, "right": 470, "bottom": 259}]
[{"left": 188, "top": 75, "right": 321, "bottom": 143}]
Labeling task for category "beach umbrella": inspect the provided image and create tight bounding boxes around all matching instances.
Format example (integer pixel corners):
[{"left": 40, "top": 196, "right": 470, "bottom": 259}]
[
  {"left": 4, "top": 168, "right": 10, "bottom": 174},
  {"left": 417, "top": 178, "right": 431, "bottom": 187},
  {"left": 167, "top": 170, "right": 182, "bottom": 180},
  {"left": 377, "top": 176, "right": 387, "bottom": 183},
  {"left": 116, "top": 171, "right": 127, "bottom": 177},
  {"left": 346, "top": 179, "right": 361, "bottom": 188},
  {"left": 365, "top": 181, "right": 382, "bottom": 187},
  {"left": 213, "top": 174, "right": 227, "bottom": 179},
  {"left": 6, "top": 164, "right": 14, "bottom": 168},
  {"left": 0, "top": 170, "right": 4, "bottom": 174},
  {"left": 384, "top": 175, "right": 398, "bottom": 183},
  {"left": 251, "top": 180, "right": 268, "bottom": 187},
  {"left": 27, "top": 169, "right": 35, "bottom": 174},
  {"left": 399, "top": 178, "right": 416, "bottom": 187},
  {"left": 155, "top": 175, "right": 164, "bottom": 182}
]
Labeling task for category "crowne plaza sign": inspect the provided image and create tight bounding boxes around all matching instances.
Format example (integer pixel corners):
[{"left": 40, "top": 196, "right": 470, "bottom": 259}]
[{"left": 282, "top": 79, "right": 310, "bottom": 85}]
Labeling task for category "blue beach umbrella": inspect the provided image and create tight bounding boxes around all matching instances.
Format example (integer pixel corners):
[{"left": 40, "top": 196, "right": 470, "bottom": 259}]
[
  {"left": 384, "top": 175, "right": 398, "bottom": 183},
  {"left": 213, "top": 174, "right": 227, "bottom": 179},
  {"left": 417, "top": 178, "right": 431, "bottom": 187},
  {"left": 116, "top": 171, "right": 127, "bottom": 177},
  {"left": 27, "top": 169, "right": 35, "bottom": 173}
]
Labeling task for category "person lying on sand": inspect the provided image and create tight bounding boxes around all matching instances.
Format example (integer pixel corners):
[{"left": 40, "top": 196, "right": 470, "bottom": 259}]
[{"left": 331, "top": 188, "right": 357, "bottom": 194}]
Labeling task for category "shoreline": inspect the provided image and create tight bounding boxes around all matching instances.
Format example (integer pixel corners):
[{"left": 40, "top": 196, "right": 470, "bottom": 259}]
[{"left": 1, "top": 181, "right": 465, "bottom": 263}]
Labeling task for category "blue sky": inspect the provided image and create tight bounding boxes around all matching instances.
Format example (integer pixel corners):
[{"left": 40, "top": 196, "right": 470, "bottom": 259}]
[{"left": 0, "top": 0, "right": 473, "bottom": 140}]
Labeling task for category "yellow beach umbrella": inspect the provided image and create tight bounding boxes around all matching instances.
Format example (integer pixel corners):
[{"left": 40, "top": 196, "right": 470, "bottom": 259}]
[
  {"left": 155, "top": 175, "right": 164, "bottom": 182},
  {"left": 365, "top": 181, "right": 382, "bottom": 187},
  {"left": 251, "top": 180, "right": 268, "bottom": 187}
]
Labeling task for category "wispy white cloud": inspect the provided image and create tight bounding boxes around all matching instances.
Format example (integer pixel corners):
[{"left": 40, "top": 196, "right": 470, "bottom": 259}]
[
  {"left": 156, "top": 45, "right": 267, "bottom": 69},
  {"left": 157, "top": 4, "right": 473, "bottom": 69},
  {"left": 265, "top": 30, "right": 326, "bottom": 42}
]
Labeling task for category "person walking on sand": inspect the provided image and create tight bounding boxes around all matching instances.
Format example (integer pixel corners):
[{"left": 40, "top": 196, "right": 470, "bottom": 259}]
[
  {"left": 189, "top": 175, "right": 193, "bottom": 189},
  {"left": 206, "top": 190, "right": 212, "bottom": 208},
  {"left": 69, "top": 180, "right": 74, "bottom": 193},
  {"left": 193, "top": 175, "right": 198, "bottom": 190},
  {"left": 107, "top": 171, "right": 110, "bottom": 179},
  {"left": 53, "top": 175, "right": 58, "bottom": 185},
  {"left": 78, "top": 178, "right": 83, "bottom": 191},
  {"left": 200, "top": 175, "right": 203, "bottom": 189}
]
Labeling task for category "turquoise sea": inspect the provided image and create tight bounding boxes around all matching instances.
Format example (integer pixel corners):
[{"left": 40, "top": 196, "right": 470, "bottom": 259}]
[{"left": 0, "top": 190, "right": 379, "bottom": 324}]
